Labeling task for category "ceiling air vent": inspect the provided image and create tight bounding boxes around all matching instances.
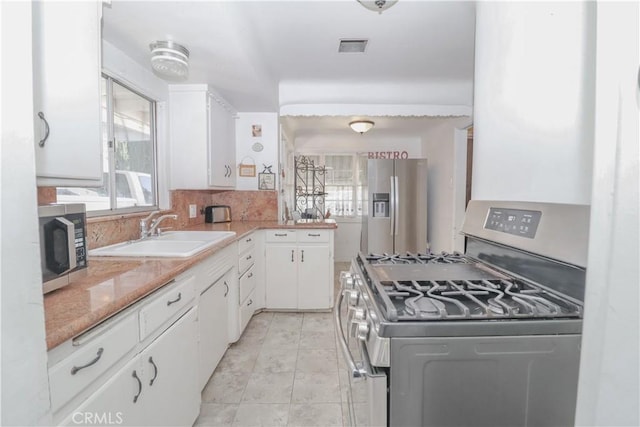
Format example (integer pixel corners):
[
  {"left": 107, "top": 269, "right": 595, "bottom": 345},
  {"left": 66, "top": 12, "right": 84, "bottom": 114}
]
[{"left": 338, "top": 39, "right": 368, "bottom": 53}]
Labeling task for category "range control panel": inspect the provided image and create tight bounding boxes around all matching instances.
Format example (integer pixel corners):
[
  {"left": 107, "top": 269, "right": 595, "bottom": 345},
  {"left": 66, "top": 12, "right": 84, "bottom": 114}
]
[{"left": 484, "top": 208, "right": 542, "bottom": 239}]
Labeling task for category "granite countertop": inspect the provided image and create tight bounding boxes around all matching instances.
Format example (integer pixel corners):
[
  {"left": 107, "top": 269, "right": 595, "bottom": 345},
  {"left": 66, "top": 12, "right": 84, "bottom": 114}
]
[{"left": 44, "top": 220, "right": 336, "bottom": 350}]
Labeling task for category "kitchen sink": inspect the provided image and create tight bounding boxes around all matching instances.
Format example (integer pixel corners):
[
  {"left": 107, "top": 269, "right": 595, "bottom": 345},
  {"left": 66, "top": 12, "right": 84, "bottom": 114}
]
[{"left": 89, "top": 231, "right": 236, "bottom": 258}]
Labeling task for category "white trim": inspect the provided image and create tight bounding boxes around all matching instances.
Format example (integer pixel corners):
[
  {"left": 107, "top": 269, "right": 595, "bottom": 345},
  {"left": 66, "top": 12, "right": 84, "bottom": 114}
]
[{"left": 280, "top": 103, "right": 472, "bottom": 118}]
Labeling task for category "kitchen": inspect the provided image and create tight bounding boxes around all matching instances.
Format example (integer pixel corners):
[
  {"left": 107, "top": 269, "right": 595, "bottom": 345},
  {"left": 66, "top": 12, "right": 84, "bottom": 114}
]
[{"left": 1, "top": 1, "right": 638, "bottom": 427}]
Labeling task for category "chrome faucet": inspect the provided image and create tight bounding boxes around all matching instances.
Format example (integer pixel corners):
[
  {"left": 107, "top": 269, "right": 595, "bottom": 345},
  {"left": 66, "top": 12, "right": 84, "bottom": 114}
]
[
  {"left": 140, "top": 211, "right": 160, "bottom": 240},
  {"left": 148, "top": 214, "right": 178, "bottom": 237}
]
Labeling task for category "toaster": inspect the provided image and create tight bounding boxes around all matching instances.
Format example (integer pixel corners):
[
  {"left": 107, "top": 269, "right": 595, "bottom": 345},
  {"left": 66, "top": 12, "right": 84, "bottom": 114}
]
[{"left": 205, "top": 205, "right": 232, "bottom": 223}]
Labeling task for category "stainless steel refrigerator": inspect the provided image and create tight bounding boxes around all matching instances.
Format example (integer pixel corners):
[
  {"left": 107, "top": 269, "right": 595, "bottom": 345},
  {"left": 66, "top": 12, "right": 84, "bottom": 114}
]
[{"left": 361, "top": 159, "right": 428, "bottom": 254}]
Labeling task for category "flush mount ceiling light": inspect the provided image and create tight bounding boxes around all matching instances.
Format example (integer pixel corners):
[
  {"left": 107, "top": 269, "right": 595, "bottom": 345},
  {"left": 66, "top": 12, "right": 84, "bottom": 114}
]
[
  {"left": 149, "top": 40, "right": 189, "bottom": 81},
  {"left": 349, "top": 120, "right": 375, "bottom": 134},
  {"left": 357, "top": 0, "right": 399, "bottom": 13}
]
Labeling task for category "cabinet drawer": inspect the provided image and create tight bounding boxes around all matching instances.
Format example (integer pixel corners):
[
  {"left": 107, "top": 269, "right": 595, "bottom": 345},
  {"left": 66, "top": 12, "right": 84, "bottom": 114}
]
[
  {"left": 265, "top": 230, "right": 297, "bottom": 243},
  {"left": 199, "top": 244, "right": 236, "bottom": 294},
  {"left": 240, "top": 289, "right": 256, "bottom": 333},
  {"left": 238, "top": 247, "right": 255, "bottom": 275},
  {"left": 297, "top": 230, "right": 330, "bottom": 243},
  {"left": 237, "top": 232, "right": 256, "bottom": 254},
  {"left": 48, "top": 313, "right": 138, "bottom": 413},
  {"left": 139, "top": 276, "right": 196, "bottom": 340},
  {"left": 239, "top": 264, "right": 256, "bottom": 303}
]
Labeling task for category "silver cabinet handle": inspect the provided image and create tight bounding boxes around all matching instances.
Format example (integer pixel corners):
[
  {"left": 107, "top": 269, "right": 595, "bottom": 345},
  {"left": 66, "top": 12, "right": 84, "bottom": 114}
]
[
  {"left": 291, "top": 250, "right": 294, "bottom": 262},
  {"left": 308, "top": 233, "right": 321, "bottom": 237},
  {"left": 132, "top": 370, "right": 142, "bottom": 403},
  {"left": 248, "top": 272, "right": 253, "bottom": 278},
  {"left": 301, "top": 249, "right": 305, "bottom": 262},
  {"left": 246, "top": 238, "right": 252, "bottom": 243},
  {"left": 166, "top": 292, "right": 182, "bottom": 306},
  {"left": 248, "top": 299, "right": 253, "bottom": 306},
  {"left": 224, "top": 281, "right": 229, "bottom": 297},
  {"left": 70, "top": 347, "right": 104, "bottom": 375},
  {"left": 37, "top": 112, "right": 50, "bottom": 147},
  {"left": 246, "top": 255, "right": 252, "bottom": 261},
  {"left": 275, "top": 233, "right": 288, "bottom": 237},
  {"left": 148, "top": 357, "right": 158, "bottom": 386}
]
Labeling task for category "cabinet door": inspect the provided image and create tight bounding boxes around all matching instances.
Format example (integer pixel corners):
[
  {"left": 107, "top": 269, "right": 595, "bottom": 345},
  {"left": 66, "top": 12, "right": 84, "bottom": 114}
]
[
  {"left": 138, "top": 308, "right": 199, "bottom": 427},
  {"left": 198, "top": 271, "right": 230, "bottom": 390},
  {"left": 297, "top": 245, "right": 332, "bottom": 309},
  {"left": 208, "top": 95, "right": 235, "bottom": 188},
  {"left": 59, "top": 357, "right": 144, "bottom": 427},
  {"left": 265, "top": 244, "right": 298, "bottom": 309},
  {"left": 32, "top": 0, "right": 102, "bottom": 186}
]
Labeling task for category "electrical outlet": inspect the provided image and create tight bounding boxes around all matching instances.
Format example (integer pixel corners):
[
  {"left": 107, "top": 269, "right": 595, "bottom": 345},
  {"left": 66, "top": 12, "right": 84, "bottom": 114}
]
[{"left": 189, "top": 204, "right": 197, "bottom": 218}]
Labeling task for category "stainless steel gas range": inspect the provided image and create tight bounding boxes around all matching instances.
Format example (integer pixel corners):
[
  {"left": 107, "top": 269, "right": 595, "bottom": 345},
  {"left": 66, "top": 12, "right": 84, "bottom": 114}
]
[{"left": 335, "top": 200, "right": 589, "bottom": 427}]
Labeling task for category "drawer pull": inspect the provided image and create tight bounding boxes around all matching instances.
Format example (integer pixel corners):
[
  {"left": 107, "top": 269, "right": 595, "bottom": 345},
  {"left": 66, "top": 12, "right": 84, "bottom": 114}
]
[
  {"left": 291, "top": 250, "right": 294, "bottom": 262},
  {"left": 224, "top": 281, "right": 229, "bottom": 297},
  {"left": 246, "top": 238, "right": 252, "bottom": 243},
  {"left": 248, "top": 272, "right": 253, "bottom": 278},
  {"left": 70, "top": 347, "right": 104, "bottom": 375},
  {"left": 132, "top": 370, "right": 142, "bottom": 403},
  {"left": 301, "top": 249, "right": 305, "bottom": 262},
  {"left": 248, "top": 299, "right": 253, "bottom": 306},
  {"left": 148, "top": 357, "right": 158, "bottom": 386},
  {"left": 275, "top": 233, "right": 288, "bottom": 237},
  {"left": 246, "top": 255, "right": 252, "bottom": 261},
  {"left": 308, "top": 233, "right": 321, "bottom": 237},
  {"left": 166, "top": 293, "right": 182, "bottom": 306}
]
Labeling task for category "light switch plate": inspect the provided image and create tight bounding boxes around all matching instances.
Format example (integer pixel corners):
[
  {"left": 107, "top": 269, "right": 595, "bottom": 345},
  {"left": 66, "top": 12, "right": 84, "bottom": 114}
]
[{"left": 189, "top": 204, "right": 197, "bottom": 218}]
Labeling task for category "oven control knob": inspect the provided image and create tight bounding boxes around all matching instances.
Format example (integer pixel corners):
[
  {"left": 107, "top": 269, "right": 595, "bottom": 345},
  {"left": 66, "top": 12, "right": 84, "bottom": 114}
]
[
  {"left": 353, "top": 307, "right": 366, "bottom": 322},
  {"left": 340, "top": 271, "right": 355, "bottom": 289},
  {"left": 347, "top": 290, "right": 361, "bottom": 307},
  {"left": 357, "top": 321, "right": 370, "bottom": 341}
]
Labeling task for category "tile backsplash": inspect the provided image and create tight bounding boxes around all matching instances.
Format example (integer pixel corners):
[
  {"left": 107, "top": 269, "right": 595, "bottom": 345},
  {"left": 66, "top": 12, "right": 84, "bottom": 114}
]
[{"left": 37, "top": 187, "right": 279, "bottom": 249}]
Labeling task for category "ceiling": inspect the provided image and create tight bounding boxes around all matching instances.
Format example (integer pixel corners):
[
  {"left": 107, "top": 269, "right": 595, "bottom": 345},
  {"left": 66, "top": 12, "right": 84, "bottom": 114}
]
[{"left": 103, "top": 0, "right": 476, "bottom": 143}]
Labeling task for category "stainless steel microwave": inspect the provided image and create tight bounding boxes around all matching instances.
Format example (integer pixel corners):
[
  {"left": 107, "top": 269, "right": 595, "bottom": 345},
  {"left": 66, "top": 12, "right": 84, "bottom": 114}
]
[{"left": 39, "top": 204, "right": 88, "bottom": 293}]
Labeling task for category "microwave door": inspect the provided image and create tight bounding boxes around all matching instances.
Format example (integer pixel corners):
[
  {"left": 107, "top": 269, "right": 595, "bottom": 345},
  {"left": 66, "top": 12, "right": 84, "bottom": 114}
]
[{"left": 44, "top": 217, "right": 76, "bottom": 274}]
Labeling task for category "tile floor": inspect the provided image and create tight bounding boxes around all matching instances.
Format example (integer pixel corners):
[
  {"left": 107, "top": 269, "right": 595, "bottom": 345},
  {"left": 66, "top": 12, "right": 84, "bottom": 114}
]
[{"left": 194, "top": 263, "right": 352, "bottom": 427}]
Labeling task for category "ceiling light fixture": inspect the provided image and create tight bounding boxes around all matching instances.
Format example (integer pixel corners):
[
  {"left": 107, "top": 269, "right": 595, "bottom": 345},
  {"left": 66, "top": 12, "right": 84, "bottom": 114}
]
[
  {"left": 357, "top": 0, "right": 398, "bottom": 13},
  {"left": 149, "top": 40, "right": 189, "bottom": 81},
  {"left": 349, "top": 120, "right": 375, "bottom": 134}
]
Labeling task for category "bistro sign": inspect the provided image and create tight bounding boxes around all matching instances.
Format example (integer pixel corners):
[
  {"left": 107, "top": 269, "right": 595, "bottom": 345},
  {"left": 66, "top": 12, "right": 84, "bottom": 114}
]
[{"left": 367, "top": 151, "right": 410, "bottom": 159}]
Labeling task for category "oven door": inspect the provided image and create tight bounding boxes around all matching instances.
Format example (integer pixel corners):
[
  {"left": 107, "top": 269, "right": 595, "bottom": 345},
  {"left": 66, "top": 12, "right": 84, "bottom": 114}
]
[{"left": 335, "top": 283, "right": 387, "bottom": 427}]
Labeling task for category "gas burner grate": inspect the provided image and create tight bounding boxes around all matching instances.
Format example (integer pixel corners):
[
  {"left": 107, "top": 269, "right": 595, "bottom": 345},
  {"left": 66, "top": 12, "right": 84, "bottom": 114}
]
[
  {"left": 366, "top": 251, "right": 471, "bottom": 265},
  {"left": 377, "top": 278, "right": 582, "bottom": 321}
]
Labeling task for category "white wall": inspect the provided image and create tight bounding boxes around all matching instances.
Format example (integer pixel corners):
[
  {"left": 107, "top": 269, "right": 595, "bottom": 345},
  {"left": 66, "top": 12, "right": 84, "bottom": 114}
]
[
  {"left": 575, "top": 2, "right": 639, "bottom": 425},
  {"left": 1, "top": 2, "right": 52, "bottom": 424},
  {"left": 472, "top": 2, "right": 596, "bottom": 203},
  {"left": 421, "top": 118, "right": 471, "bottom": 253},
  {"left": 235, "top": 113, "right": 279, "bottom": 191}
]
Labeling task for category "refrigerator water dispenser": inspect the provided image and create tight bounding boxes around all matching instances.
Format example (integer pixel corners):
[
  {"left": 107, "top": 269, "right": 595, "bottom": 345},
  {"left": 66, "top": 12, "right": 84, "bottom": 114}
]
[{"left": 373, "top": 193, "right": 390, "bottom": 217}]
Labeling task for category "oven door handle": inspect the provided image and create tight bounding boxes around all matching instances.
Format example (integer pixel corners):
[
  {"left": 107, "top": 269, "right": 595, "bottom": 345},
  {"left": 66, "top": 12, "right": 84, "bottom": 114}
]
[{"left": 334, "top": 289, "right": 367, "bottom": 380}]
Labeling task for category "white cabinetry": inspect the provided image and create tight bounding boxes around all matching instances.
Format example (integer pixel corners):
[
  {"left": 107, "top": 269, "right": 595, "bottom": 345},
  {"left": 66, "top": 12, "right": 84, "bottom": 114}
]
[
  {"left": 233, "top": 233, "right": 257, "bottom": 341},
  {"left": 195, "top": 244, "right": 236, "bottom": 389},
  {"left": 32, "top": 0, "right": 103, "bottom": 186},
  {"left": 169, "top": 85, "right": 236, "bottom": 189},
  {"left": 50, "top": 273, "right": 200, "bottom": 427},
  {"left": 265, "top": 229, "right": 334, "bottom": 310}
]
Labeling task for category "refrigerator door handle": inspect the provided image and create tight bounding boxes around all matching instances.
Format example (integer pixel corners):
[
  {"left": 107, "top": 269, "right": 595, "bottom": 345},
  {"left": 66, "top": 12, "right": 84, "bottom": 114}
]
[
  {"left": 394, "top": 175, "right": 400, "bottom": 236},
  {"left": 389, "top": 176, "right": 395, "bottom": 236}
]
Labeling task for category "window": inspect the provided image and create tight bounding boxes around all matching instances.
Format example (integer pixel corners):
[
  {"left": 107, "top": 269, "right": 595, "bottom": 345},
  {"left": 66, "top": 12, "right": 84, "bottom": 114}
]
[
  {"left": 296, "top": 153, "right": 367, "bottom": 218},
  {"left": 57, "top": 75, "right": 158, "bottom": 213}
]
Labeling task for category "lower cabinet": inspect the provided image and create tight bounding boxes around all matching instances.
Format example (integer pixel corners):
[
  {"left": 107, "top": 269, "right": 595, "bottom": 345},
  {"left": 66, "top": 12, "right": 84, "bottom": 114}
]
[
  {"left": 198, "top": 268, "right": 231, "bottom": 390},
  {"left": 60, "top": 309, "right": 199, "bottom": 427},
  {"left": 265, "top": 229, "right": 334, "bottom": 310}
]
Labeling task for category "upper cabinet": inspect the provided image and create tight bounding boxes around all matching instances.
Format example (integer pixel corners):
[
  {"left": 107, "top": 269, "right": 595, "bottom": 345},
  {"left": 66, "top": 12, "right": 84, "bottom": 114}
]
[
  {"left": 169, "top": 85, "right": 236, "bottom": 189},
  {"left": 32, "top": 1, "right": 103, "bottom": 186}
]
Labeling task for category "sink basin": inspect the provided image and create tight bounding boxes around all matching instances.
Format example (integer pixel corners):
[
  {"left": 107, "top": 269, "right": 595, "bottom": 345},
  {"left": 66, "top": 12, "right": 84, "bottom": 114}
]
[{"left": 89, "top": 231, "right": 236, "bottom": 258}]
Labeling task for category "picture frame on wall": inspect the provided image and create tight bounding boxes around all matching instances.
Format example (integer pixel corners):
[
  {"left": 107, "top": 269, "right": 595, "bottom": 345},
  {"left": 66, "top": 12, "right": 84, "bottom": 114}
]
[
  {"left": 251, "top": 124, "right": 262, "bottom": 137},
  {"left": 258, "top": 172, "right": 275, "bottom": 190},
  {"left": 239, "top": 164, "right": 256, "bottom": 177}
]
